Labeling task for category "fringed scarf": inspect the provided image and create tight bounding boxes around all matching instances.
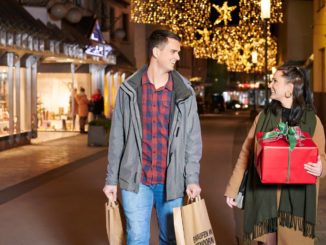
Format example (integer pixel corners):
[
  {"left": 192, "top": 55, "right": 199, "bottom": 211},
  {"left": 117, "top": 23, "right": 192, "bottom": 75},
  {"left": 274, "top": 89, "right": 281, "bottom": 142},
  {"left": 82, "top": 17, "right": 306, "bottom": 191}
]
[{"left": 243, "top": 108, "right": 317, "bottom": 242}]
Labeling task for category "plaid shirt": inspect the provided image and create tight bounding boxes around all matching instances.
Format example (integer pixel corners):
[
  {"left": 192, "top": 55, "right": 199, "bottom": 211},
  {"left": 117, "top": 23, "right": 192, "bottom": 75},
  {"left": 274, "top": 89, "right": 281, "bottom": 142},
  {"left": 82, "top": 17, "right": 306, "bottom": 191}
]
[{"left": 141, "top": 69, "right": 173, "bottom": 185}]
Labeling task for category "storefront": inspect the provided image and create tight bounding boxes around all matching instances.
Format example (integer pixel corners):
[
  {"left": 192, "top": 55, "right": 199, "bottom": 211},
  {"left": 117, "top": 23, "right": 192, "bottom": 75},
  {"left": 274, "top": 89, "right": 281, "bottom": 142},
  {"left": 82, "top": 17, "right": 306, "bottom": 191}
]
[
  {"left": 0, "top": 50, "right": 41, "bottom": 150},
  {"left": 0, "top": 6, "right": 117, "bottom": 150}
]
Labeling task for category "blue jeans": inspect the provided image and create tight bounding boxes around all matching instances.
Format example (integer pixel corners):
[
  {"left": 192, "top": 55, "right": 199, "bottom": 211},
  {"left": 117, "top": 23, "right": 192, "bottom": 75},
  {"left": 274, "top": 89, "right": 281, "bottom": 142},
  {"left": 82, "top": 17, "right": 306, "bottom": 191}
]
[{"left": 121, "top": 183, "right": 183, "bottom": 245}]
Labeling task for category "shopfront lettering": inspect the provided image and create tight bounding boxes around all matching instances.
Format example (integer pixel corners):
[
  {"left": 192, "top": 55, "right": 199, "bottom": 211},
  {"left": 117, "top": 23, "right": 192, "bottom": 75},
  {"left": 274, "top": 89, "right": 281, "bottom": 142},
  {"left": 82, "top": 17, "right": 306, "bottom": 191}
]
[{"left": 85, "top": 44, "right": 113, "bottom": 57}]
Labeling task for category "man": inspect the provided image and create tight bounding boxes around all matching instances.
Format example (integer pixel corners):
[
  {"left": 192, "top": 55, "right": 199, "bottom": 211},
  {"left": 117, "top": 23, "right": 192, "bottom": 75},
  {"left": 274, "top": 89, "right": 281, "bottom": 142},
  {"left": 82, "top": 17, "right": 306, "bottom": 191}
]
[{"left": 103, "top": 29, "right": 202, "bottom": 244}]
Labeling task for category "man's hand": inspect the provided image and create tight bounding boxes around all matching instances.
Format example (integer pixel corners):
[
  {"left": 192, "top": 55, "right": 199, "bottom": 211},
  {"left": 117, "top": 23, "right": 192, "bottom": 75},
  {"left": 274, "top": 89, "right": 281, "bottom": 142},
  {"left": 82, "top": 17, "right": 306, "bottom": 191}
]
[
  {"left": 304, "top": 155, "right": 323, "bottom": 177},
  {"left": 186, "top": 184, "right": 201, "bottom": 199},
  {"left": 226, "top": 196, "right": 237, "bottom": 208},
  {"left": 103, "top": 185, "right": 117, "bottom": 201}
]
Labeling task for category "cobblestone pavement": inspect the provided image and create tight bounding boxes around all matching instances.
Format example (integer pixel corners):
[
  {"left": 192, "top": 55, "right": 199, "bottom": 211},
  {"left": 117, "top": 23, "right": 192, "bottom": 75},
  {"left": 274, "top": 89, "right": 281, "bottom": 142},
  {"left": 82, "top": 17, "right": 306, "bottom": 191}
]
[
  {"left": 0, "top": 134, "right": 106, "bottom": 191},
  {"left": 316, "top": 178, "right": 326, "bottom": 245}
]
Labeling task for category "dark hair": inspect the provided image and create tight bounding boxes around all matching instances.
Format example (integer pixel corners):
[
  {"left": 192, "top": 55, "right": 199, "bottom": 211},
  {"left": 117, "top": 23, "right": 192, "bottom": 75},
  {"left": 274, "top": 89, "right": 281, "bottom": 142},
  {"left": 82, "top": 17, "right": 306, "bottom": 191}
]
[
  {"left": 80, "top": 87, "right": 85, "bottom": 92},
  {"left": 267, "top": 66, "right": 315, "bottom": 126},
  {"left": 147, "top": 29, "right": 181, "bottom": 59}
]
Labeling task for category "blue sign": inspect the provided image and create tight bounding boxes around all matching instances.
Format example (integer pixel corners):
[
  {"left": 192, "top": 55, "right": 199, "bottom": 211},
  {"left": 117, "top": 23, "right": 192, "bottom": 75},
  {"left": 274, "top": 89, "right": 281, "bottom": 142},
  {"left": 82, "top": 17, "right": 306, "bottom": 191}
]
[
  {"left": 90, "top": 21, "right": 104, "bottom": 44},
  {"left": 85, "top": 20, "right": 114, "bottom": 57}
]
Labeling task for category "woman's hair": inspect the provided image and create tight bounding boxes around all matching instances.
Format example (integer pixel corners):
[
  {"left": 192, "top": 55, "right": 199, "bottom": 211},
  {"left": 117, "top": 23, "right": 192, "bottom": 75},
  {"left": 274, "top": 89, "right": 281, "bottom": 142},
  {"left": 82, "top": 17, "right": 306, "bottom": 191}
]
[{"left": 267, "top": 65, "right": 315, "bottom": 126}]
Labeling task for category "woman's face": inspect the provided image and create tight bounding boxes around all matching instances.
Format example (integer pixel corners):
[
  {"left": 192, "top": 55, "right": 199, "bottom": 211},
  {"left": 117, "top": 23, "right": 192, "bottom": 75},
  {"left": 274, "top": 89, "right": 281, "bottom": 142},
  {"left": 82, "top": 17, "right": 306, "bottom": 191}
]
[{"left": 268, "top": 70, "right": 293, "bottom": 103}]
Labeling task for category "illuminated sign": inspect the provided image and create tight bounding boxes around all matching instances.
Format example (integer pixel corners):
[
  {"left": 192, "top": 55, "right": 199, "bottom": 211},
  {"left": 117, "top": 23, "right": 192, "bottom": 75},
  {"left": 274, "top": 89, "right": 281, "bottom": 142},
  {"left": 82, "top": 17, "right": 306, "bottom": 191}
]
[
  {"left": 85, "top": 20, "right": 115, "bottom": 59},
  {"left": 85, "top": 44, "right": 113, "bottom": 57},
  {"left": 238, "top": 82, "right": 260, "bottom": 89}
]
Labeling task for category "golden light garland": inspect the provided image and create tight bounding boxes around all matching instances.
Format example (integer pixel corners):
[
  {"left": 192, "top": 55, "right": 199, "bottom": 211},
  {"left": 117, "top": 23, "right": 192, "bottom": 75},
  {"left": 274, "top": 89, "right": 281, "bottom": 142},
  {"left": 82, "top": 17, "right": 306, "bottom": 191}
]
[
  {"left": 131, "top": 0, "right": 283, "bottom": 73},
  {"left": 212, "top": 2, "right": 237, "bottom": 26}
]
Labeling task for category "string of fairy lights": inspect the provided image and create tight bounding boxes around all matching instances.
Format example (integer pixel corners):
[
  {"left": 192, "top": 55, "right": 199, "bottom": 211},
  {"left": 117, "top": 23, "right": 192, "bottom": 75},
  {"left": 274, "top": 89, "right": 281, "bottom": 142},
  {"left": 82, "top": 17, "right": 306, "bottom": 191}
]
[{"left": 130, "top": 0, "right": 283, "bottom": 73}]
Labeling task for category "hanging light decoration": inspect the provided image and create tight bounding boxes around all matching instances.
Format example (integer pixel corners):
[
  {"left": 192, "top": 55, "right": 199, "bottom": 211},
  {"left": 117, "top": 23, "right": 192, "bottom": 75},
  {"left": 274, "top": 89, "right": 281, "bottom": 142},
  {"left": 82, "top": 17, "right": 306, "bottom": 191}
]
[
  {"left": 65, "top": 7, "right": 82, "bottom": 23},
  {"left": 50, "top": 2, "right": 68, "bottom": 19},
  {"left": 130, "top": 0, "right": 283, "bottom": 73}
]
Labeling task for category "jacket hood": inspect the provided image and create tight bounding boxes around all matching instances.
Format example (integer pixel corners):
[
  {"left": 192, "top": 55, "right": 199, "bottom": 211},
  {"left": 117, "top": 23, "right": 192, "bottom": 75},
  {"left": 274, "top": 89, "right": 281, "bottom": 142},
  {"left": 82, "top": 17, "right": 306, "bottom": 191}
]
[{"left": 122, "top": 65, "right": 192, "bottom": 101}]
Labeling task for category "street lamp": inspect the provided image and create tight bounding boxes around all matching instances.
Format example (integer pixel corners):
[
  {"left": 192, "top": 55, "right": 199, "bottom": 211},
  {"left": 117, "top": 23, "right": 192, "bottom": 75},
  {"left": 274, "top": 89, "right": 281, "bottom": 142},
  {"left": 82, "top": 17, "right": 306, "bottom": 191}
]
[
  {"left": 251, "top": 51, "right": 258, "bottom": 119},
  {"left": 261, "top": 0, "right": 270, "bottom": 106}
]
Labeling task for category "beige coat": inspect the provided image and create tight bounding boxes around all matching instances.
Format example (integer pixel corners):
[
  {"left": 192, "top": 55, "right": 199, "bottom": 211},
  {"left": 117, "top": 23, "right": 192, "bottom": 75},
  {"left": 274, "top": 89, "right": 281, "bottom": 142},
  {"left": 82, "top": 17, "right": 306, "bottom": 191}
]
[
  {"left": 75, "top": 93, "right": 89, "bottom": 117},
  {"left": 225, "top": 113, "right": 326, "bottom": 245}
]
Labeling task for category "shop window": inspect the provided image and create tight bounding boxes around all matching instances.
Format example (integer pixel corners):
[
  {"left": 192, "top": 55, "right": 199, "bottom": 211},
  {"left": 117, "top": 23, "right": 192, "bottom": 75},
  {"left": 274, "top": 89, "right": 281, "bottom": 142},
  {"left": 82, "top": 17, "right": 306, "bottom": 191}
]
[
  {"left": 0, "top": 70, "right": 9, "bottom": 136},
  {"left": 0, "top": 66, "right": 31, "bottom": 137},
  {"left": 88, "top": 0, "right": 97, "bottom": 12},
  {"left": 36, "top": 73, "right": 91, "bottom": 131},
  {"left": 320, "top": 48, "right": 325, "bottom": 92},
  {"left": 122, "top": 13, "right": 129, "bottom": 41},
  {"left": 75, "top": 0, "right": 82, "bottom": 7},
  {"left": 110, "top": 7, "right": 115, "bottom": 39}
]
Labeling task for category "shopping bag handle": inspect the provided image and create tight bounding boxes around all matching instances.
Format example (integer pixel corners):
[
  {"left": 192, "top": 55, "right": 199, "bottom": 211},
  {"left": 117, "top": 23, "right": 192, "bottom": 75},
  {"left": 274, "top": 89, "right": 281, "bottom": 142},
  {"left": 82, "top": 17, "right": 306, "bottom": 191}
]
[
  {"left": 186, "top": 195, "right": 201, "bottom": 204},
  {"left": 107, "top": 194, "right": 118, "bottom": 207}
]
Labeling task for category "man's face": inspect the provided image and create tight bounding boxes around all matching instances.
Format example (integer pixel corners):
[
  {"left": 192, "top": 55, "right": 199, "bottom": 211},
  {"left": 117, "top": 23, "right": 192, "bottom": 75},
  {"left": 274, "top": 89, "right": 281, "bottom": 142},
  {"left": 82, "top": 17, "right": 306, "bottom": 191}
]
[{"left": 155, "top": 37, "right": 181, "bottom": 72}]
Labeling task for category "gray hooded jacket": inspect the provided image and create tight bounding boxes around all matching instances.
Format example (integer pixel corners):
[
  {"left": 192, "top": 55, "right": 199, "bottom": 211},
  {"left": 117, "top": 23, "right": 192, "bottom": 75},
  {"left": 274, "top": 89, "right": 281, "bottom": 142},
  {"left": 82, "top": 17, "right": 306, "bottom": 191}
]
[{"left": 105, "top": 66, "right": 202, "bottom": 201}]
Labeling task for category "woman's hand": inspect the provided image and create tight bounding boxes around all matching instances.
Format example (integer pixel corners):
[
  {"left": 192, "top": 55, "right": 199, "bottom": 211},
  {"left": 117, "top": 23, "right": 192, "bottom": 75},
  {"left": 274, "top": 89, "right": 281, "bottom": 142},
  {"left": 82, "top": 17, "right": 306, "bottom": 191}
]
[
  {"left": 226, "top": 196, "right": 237, "bottom": 208},
  {"left": 304, "top": 155, "right": 323, "bottom": 177}
]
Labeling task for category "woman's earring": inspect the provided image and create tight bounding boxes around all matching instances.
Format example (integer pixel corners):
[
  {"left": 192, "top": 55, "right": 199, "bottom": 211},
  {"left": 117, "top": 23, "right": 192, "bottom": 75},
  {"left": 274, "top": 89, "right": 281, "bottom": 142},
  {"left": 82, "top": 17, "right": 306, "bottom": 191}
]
[{"left": 285, "top": 91, "right": 292, "bottom": 98}]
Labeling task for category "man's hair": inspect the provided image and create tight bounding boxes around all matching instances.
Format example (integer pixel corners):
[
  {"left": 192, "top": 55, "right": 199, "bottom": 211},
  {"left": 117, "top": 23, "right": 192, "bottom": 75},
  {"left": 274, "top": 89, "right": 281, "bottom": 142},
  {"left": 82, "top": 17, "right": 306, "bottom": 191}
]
[
  {"left": 147, "top": 29, "right": 181, "bottom": 59},
  {"left": 80, "top": 87, "right": 85, "bottom": 92}
]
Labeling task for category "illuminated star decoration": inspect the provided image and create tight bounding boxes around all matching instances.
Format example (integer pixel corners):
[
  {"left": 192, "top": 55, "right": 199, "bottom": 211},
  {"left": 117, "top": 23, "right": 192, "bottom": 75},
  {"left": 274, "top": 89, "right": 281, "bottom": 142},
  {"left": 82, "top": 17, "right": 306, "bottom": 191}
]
[
  {"left": 212, "top": 2, "right": 237, "bottom": 26},
  {"left": 197, "top": 28, "right": 211, "bottom": 43}
]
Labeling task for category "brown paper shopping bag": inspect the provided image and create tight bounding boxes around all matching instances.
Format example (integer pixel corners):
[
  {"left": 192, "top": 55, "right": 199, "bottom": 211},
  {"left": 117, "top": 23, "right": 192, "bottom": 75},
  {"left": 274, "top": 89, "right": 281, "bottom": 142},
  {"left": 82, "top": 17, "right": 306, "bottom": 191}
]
[
  {"left": 105, "top": 197, "right": 126, "bottom": 245},
  {"left": 173, "top": 196, "right": 216, "bottom": 245}
]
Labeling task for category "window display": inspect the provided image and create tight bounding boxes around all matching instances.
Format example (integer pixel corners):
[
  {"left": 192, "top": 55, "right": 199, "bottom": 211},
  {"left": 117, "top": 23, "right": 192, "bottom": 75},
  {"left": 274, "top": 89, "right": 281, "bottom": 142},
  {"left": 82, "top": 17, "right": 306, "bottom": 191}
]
[
  {"left": 37, "top": 73, "right": 91, "bottom": 131},
  {"left": 0, "top": 72, "right": 9, "bottom": 136}
]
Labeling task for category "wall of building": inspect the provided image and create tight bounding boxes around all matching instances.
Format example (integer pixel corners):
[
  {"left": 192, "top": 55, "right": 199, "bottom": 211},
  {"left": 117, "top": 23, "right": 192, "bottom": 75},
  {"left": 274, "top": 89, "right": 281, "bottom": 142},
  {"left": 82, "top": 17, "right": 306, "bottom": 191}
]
[
  {"left": 287, "top": 0, "right": 313, "bottom": 61},
  {"left": 277, "top": 0, "right": 313, "bottom": 64},
  {"left": 313, "top": 0, "right": 326, "bottom": 128},
  {"left": 133, "top": 23, "right": 147, "bottom": 69}
]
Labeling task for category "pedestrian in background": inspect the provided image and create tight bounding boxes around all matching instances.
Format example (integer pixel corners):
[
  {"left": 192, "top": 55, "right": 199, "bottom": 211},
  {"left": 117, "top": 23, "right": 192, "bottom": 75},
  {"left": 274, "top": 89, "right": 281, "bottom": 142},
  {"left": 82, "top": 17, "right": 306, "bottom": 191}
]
[
  {"left": 225, "top": 66, "right": 326, "bottom": 245},
  {"left": 91, "top": 88, "right": 104, "bottom": 119},
  {"left": 75, "top": 87, "right": 89, "bottom": 134},
  {"left": 103, "top": 29, "right": 202, "bottom": 244},
  {"left": 69, "top": 88, "right": 78, "bottom": 130}
]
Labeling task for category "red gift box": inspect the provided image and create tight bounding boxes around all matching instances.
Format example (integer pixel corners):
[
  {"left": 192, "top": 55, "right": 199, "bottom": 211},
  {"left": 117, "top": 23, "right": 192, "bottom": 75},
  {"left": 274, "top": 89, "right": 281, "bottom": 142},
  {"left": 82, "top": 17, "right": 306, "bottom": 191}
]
[{"left": 256, "top": 130, "right": 318, "bottom": 184}]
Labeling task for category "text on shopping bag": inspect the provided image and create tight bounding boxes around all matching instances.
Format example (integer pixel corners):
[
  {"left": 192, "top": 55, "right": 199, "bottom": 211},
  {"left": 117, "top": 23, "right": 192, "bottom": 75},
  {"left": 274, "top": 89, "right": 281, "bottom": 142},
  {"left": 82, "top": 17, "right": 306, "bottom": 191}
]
[{"left": 193, "top": 228, "right": 215, "bottom": 245}]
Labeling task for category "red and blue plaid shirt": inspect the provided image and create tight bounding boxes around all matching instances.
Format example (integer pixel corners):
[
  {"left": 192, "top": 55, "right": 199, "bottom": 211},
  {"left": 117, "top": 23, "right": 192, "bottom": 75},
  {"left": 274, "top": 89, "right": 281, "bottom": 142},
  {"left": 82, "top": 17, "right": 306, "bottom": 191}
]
[{"left": 141, "top": 69, "right": 173, "bottom": 185}]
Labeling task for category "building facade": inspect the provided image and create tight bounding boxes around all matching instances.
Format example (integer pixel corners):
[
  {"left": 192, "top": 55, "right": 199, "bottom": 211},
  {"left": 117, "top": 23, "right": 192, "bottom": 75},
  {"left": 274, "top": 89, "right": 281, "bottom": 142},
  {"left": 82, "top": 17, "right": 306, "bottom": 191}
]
[
  {"left": 313, "top": 0, "right": 326, "bottom": 128},
  {"left": 0, "top": 0, "right": 116, "bottom": 150}
]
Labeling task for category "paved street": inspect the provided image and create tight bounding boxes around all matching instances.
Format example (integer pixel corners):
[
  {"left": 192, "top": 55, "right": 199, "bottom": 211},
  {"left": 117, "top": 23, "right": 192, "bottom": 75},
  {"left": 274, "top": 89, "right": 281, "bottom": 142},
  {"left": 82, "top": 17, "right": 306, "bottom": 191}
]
[{"left": 0, "top": 112, "right": 325, "bottom": 245}]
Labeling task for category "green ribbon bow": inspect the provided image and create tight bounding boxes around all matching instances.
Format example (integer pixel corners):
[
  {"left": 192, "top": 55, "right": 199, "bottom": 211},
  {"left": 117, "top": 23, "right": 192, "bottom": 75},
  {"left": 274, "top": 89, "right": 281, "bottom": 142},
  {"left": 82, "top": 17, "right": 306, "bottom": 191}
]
[{"left": 258, "top": 122, "right": 297, "bottom": 184}]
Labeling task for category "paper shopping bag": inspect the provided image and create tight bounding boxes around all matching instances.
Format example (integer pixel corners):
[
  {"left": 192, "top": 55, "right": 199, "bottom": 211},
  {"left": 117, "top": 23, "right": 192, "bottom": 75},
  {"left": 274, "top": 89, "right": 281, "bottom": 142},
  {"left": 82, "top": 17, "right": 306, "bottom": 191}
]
[
  {"left": 173, "top": 196, "right": 216, "bottom": 245},
  {"left": 105, "top": 198, "right": 126, "bottom": 245}
]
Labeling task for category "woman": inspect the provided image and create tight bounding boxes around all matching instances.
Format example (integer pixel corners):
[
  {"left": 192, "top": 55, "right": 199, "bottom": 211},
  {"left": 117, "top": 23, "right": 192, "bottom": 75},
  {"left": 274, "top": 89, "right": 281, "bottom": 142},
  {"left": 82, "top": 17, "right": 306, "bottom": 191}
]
[
  {"left": 225, "top": 66, "right": 326, "bottom": 245},
  {"left": 75, "top": 87, "right": 89, "bottom": 134}
]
